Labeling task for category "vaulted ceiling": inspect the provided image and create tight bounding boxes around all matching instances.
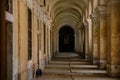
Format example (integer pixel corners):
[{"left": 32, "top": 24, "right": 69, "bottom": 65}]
[{"left": 46, "top": 0, "right": 89, "bottom": 28}]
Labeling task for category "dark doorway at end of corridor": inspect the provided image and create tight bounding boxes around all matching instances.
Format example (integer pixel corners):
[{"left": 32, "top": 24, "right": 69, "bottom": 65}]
[{"left": 59, "top": 26, "right": 75, "bottom": 52}]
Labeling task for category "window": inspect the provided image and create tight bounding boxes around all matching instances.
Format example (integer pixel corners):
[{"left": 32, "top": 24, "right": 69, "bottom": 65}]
[
  {"left": 37, "top": 19, "right": 40, "bottom": 65},
  {"left": 28, "top": 8, "right": 32, "bottom": 60},
  {"left": 44, "top": 0, "right": 46, "bottom": 6},
  {"left": 5, "top": 0, "right": 13, "bottom": 13},
  {"left": 44, "top": 23, "right": 46, "bottom": 54}
]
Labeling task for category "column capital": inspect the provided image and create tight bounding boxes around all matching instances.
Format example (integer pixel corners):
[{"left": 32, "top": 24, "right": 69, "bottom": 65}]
[{"left": 83, "top": 20, "right": 88, "bottom": 26}]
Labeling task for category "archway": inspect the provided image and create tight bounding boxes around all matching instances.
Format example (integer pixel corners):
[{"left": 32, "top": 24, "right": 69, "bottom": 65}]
[{"left": 59, "top": 26, "right": 74, "bottom": 52}]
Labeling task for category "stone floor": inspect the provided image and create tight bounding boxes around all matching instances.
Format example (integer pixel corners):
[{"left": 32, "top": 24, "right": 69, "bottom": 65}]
[{"left": 34, "top": 52, "right": 120, "bottom": 80}]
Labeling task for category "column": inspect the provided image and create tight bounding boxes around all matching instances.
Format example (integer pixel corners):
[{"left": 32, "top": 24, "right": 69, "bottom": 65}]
[
  {"left": 80, "top": 28, "right": 83, "bottom": 54},
  {"left": 84, "top": 21, "right": 89, "bottom": 59},
  {"left": 79, "top": 29, "right": 82, "bottom": 53},
  {"left": 79, "top": 26, "right": 85, "bottom": 58},
  {"left": 98, "top": 6, "right": 108, "bottom": 69},
  {"left": 88, "top": 18, "right": 93, "bottom": 60},
  {"left": 107, "top": 0, "right": 120, "bottom": 77},
  {"left": 91, "top": 12, "right": 99, "bottom": 65}
]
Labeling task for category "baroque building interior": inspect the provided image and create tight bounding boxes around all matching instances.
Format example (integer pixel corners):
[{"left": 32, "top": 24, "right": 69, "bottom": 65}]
[{"left": 0, "top": 0, "right": 120, "bottom": 80}]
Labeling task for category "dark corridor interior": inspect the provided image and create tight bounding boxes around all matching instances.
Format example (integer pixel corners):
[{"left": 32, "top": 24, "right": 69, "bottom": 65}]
[{"left": 59, "top": 26, "right": 74, "bottom": 52}]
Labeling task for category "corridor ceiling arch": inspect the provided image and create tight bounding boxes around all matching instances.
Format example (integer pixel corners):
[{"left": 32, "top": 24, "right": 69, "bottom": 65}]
[
  {"left": 54, "top": 13, "right": 80, "bottom": 26},
  {"left": 47, "top": 0, "right": 89, "bottom": 29},
  {"left": 50, "top": 3, "right": 83, "bottom": 17},
  {"left": 53, "top": 8, "right": 81, "bottom": 21}
]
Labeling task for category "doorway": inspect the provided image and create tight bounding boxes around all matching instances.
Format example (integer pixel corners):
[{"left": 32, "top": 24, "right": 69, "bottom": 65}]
[
  {"left": 59, "top": 26, "right": 74, "bottom": 52},
  {"left": 6, "top": 21, "right": 13, "bottom": 80}
]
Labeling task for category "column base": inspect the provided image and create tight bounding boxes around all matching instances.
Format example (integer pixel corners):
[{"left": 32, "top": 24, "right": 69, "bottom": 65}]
[
  {"left": 93, "top": 57, "right": 99, "bottom": 65},
  {"left": 85, "top": 54, "right": 91, "bottom": 60},
  {"left": 13, "top": 73, "right": 18, "bottom": 80},
  {"left": 99, "top": 60, "right": 106, "bottom": 69},
  {"left": 107, "top": 64, "right": 120, "bottom": 78},
  {"left": 85, "top": 54, "right": 89, "bottom": 59}
]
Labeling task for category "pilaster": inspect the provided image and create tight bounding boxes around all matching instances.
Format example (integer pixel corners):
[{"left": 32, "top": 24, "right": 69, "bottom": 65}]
[
  {"left": 98, "top": 6, "right": 108, "bottom": 69},
  {"left": 107, "top": 0, "right": 120, "bottom": 77},
  {"left": 87, "top": 18, "right": 93, "bottom": 60},
  {"left": 91, "top": 12, "right": 99, "bottom": 65}
]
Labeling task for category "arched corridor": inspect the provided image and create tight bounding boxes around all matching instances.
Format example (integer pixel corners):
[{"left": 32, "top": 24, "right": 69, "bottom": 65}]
[{"left": 0, "top": 0, "right": 120, "bottom": 80}]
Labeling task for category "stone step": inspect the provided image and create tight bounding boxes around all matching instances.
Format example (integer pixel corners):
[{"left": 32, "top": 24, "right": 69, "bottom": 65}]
[
  {"left": 43, "top": 68, "right": 107, "bottom": 76},
  {"left": 71, "top": 69, "right": 107, "bottom": 75},
  {"left": 46, "top": 62, "right": 98, "bottom": 68},
  {"left": 49, "top": 61, "right": 69, "bottom": 65},
  {"left": 35, "top": 53, "right": 119, "bottom": 80},
  {"left": 46, "top": 64, "right": 69, "bottom": 69},
  {"left": 52, "top": 58, "right": 90, "bottom": 62},
  {"left": 49, "top": 61, "right": 91, "bottom": 65},
  {"left": 43, "top": 68, "right": 71, "bottom": 74},
  {"left": 37, "top": 77, "right": 73, "bottom": 80},
  {"left": 74, "top": 77, "right": 120, "bottom": 80},
  {"left": 43, "top": 73, "right": 107, "bottom": 76},
  {"left": 70, "top": 61, "right": 91, "bottom": 65},
  {"left": 35, "top": 76, "right": 119, "bottom": 80},
  {"left": 70, "top": 64, "right": 98, "bottom": 69}
]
